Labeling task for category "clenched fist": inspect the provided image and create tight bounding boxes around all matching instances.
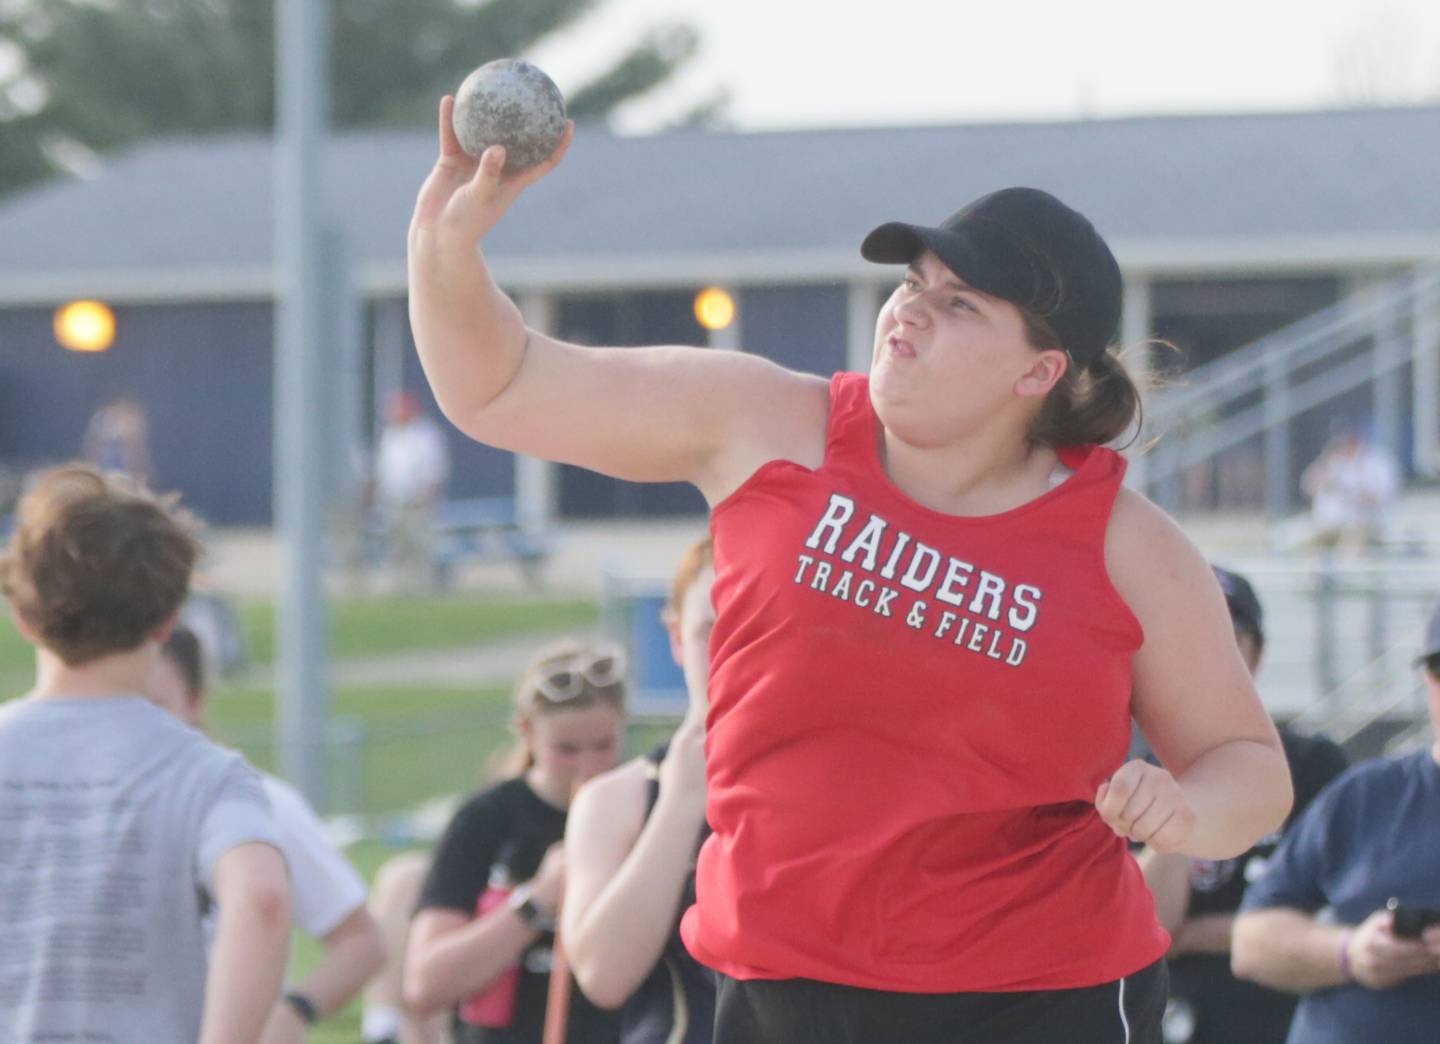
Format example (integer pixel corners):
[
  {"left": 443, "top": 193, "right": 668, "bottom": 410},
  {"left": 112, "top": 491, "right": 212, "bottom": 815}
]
[{"left": 1096, "top": 760, "right": 1197, "bottom": 853}]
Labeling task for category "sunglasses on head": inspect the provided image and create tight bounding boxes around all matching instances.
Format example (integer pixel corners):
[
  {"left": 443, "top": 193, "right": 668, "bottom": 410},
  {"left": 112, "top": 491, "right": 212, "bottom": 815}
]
[{"left": 528, "top": 646, "right": 626, "bottom": 704}]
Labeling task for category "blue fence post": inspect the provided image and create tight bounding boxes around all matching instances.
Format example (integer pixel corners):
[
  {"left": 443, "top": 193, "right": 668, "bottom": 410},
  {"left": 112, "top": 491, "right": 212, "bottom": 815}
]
[{"left": 601, "top": 568, "right": 688, "bottom": 718}]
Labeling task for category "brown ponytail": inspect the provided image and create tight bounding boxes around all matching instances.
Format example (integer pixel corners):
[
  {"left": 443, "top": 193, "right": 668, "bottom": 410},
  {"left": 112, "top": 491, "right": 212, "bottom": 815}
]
[
  {"left": 1028, "top": 348, "right": 1146, "bottom": 449},
  {"left": 1020, "top": 308, "right": 1160, "bottom": 449}
]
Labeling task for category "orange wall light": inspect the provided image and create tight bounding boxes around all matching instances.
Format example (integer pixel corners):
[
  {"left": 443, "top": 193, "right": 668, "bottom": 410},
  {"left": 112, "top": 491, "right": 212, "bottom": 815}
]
[
  {"left": 54, "top": 300, "right": 116, "bottom": 353},
  {"left": 694, "top": 287, "right": 736, "bottom": 331}
]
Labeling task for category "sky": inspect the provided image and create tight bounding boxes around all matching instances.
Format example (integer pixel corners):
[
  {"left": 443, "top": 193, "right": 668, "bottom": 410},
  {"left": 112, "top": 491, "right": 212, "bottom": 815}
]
[{"left": 532, "top": 0, "right": 1440, "bottom": 133}]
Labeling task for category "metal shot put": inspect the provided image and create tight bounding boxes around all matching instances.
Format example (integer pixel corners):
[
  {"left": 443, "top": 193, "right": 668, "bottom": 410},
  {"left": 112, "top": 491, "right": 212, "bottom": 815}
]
[{"left": 452, "top": 58, "right": 567, "bottom": 173}]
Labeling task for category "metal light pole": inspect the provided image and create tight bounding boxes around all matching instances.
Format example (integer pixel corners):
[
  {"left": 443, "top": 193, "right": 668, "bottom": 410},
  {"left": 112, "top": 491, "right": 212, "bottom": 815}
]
[{"left": 273, "top": 0, "right": 331, "bottom": 810}]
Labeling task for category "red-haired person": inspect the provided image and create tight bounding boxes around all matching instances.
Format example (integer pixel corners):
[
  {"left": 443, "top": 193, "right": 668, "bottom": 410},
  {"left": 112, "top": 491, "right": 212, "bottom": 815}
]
[{"left": 564, "top": 537, "right": 717, "bottom": 1042}]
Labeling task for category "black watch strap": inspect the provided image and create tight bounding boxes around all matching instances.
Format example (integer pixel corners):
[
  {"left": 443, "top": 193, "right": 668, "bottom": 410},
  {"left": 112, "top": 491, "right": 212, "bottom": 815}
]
[
  {"left": 284, "top": 990, "right": 319, "bottom": 1025},
  {"left": 508, "top": 883, "right": 557, "bottom": 932}
]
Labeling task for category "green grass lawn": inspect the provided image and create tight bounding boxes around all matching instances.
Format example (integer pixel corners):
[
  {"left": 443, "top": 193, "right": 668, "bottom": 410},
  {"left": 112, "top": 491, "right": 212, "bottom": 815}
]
[
  {"left": 0, "top": 622, "right": 34, "bottom": 695},
  {"left": 239, "top": 593, "right": 599, "bottom": 665},
  {"left": 293, "top": 840, "right": 413, "bottom": 1043},
  {"left": 209, "top": 679, "right": 674, "bottom": 816},
  {"left": 209, "top": 681, "right": 517, "bottom": 814},
  {"left": 0, "top": 592, "right": 598, "bottom": 690}
]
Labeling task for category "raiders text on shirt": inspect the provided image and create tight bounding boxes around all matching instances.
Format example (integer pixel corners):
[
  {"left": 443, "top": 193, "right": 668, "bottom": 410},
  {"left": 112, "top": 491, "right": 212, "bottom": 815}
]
[{"left": 797, "top": 493, "right": 1043, "bottom": 668}]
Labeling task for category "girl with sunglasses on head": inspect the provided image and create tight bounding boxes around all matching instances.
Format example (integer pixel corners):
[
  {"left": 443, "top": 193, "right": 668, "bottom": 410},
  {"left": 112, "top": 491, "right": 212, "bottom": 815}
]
[
  {"left": 562, "top": 537, "right": 717, "bottom": 1044},
  {"left": 406, "top": 105, "right": 1293, "bottom": 1043},
  {"left": 403, "top": 643, "right": 628, "bottom": 1044}
]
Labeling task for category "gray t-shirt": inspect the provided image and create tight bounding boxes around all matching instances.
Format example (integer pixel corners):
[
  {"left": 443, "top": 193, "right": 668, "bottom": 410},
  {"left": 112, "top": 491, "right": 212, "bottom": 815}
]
[{"left": 0, "top": 695, "right": 278, "bottom": 1043}]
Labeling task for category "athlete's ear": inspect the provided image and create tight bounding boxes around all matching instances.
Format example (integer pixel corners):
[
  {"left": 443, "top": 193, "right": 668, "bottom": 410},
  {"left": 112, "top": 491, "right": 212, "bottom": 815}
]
[{"left": 1014, "top": 349, "right": 1068, "bottom": 400}]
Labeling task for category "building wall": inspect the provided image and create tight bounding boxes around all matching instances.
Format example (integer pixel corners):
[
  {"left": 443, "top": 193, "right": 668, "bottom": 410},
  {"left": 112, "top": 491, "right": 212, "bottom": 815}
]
[
  {"left": 1152, "top": 275, "right": 1340, "bottom": 368},
  {"left": 550, "top": 290, "right": 709, "bottom": 519},
  {"left": 0, "top": 271, "right": 1375, "bottom": 525},
  {"left": 393, "top": 309, "right": 516, "bottom": 501},
  {"left": 542, "top": 284, "right": 852, "bottom": 519},
  {"left": 739, "top": 284, "right": 850, "bottom": 378},
  {"left": 0, "top": 300, "right": 276, "bottom": 525}
]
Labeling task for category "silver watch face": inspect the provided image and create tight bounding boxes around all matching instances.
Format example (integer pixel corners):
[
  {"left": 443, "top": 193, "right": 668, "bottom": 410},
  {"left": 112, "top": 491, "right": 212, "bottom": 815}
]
[{"left": 506, "top": 884, "right": 554, "bottom": 930}]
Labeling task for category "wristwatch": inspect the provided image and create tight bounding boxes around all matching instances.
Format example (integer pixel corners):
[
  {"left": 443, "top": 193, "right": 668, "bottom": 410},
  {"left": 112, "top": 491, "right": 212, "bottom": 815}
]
[
  {"left": 283, "top": 990, "right": 318, "bottom": 1025},
  {"left": 507, "top": 883, "right": 558, "bottom": 932}
]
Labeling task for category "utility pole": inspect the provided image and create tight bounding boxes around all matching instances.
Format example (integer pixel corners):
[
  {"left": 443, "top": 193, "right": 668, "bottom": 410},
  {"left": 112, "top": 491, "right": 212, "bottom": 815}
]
[{"left": 273, "top": 0, "right": 331, "bottom": 809}]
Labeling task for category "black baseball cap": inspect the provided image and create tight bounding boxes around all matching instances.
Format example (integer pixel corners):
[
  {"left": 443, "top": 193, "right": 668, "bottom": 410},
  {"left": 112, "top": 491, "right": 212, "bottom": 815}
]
[
  {"left": 860, "top": 187, "right": 1123, "bottom": 366},
  {"left": 1418, "top": 602, "right": 1440, "bottom": 666},
  {"left": 1213, "top": 566, "right": 1263, "bottom": 641}
]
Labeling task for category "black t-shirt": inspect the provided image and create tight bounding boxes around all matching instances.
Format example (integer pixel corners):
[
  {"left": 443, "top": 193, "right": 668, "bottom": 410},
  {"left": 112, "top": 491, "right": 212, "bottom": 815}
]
[
  {"left": 1167, "top": 726, "right": 1349, "bottom": 1044},
  {"left": 418, "top": 777, "right": 620, "bottom": 1044}
]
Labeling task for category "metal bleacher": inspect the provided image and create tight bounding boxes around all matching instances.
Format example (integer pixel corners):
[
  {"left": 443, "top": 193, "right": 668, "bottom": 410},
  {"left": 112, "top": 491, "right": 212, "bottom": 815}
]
[{"left": 1134, "top": 264, "right": 1440, "bottom": 747}]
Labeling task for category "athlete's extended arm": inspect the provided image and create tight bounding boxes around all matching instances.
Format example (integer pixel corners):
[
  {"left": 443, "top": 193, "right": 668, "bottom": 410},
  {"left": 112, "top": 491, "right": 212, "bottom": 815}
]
[{"left": 407, "top": 97, "right": 827, "bottom": 504}]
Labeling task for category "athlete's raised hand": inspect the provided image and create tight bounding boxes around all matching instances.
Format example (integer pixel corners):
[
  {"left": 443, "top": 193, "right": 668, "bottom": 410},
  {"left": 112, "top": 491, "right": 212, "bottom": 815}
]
[
  {"left": 1095, "top": 759, "right": 1197, "bottom": 853},
  {"left": 410, "top": 95, "right": 574, "bottom": 245}
]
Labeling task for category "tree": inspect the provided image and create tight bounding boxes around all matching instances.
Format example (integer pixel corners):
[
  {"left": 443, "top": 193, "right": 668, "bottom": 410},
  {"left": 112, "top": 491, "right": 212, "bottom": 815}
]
[{"left": 0, "top": 0, "right": 712, "bottom": 198}]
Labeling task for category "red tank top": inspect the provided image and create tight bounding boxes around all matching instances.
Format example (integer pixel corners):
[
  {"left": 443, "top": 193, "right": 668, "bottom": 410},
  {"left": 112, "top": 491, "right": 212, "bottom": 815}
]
[{"left": 681, "top": 372, "right": 1168, "bottom": 992}]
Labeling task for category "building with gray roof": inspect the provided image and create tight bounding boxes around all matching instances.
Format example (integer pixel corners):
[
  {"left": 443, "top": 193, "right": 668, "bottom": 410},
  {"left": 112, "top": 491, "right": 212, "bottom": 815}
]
[{"left": 1, "top": 106, "right": 1436, "bottom": 523}]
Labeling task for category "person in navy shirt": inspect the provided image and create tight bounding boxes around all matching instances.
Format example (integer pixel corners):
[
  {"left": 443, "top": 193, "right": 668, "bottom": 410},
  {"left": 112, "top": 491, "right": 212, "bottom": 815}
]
[{"left": 1232, "top": 601, "right": 1440, "bottom": 1043}]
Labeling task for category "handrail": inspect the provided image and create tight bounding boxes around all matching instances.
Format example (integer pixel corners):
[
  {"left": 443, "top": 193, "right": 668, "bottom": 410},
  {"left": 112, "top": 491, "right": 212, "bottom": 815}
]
[
  {"left": 1289, "top": 637, "right": 1426, "bottom": 744},
  {"left": 1383, "top": 721, "right": 1436, "bottom": 756},
  {"left": 1144, "top": 344, "right": 1404, "bottom": 483},
  {"left": 1136, "top": 262, "right": 1440, "bottom": 514},
  {"left": 1150, "top": 268, "right": 1440, "bottom": 421}
]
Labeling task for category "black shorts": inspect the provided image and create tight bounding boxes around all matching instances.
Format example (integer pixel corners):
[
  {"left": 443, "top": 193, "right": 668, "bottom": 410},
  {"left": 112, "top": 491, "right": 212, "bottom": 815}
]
[{"left": 714, "top": 959, "right": 1167, "bottom": 1044}]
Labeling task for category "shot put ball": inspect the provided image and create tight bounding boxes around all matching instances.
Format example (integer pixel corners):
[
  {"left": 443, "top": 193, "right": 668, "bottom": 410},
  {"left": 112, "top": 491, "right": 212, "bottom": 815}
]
[{"left": 452, "top": 58, "right": 567, "bottom": 173}]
